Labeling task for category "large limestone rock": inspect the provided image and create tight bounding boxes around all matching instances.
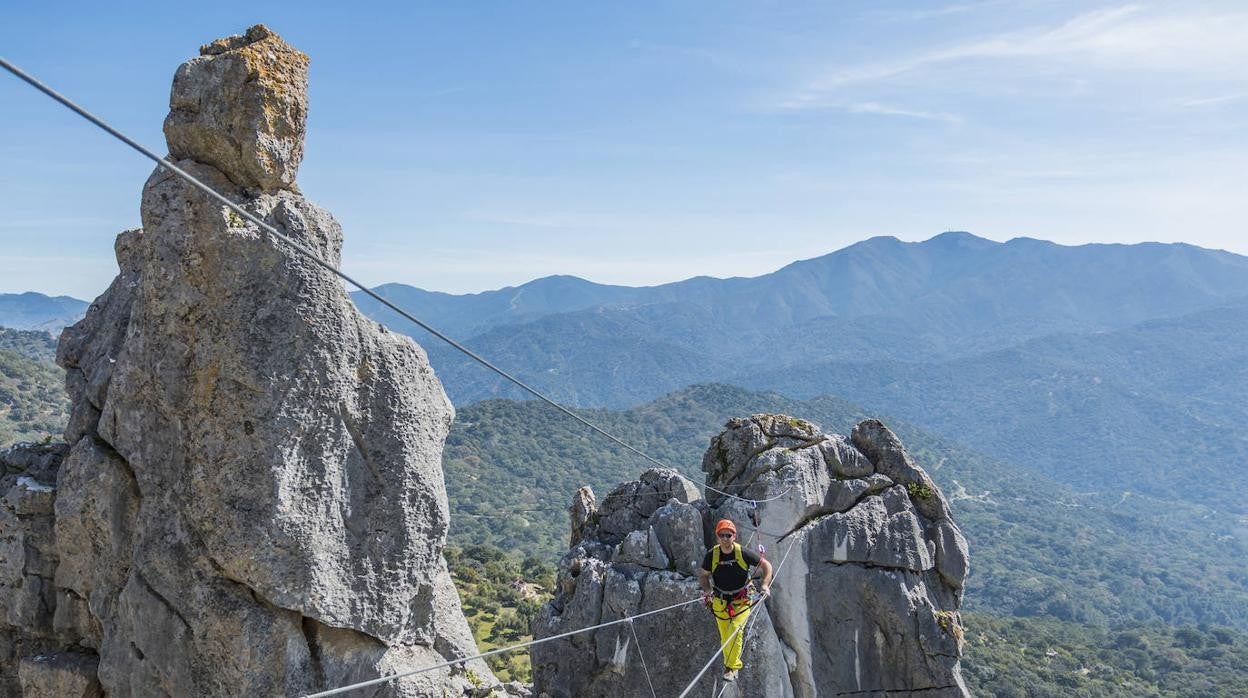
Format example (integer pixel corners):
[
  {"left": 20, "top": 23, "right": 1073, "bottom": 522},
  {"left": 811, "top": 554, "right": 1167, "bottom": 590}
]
[
  {"left": 532, "top": 414, "right": 970, "bottom": 697},
  {"left": 0, "top": 25, "right": 501, "bottom": 697}
]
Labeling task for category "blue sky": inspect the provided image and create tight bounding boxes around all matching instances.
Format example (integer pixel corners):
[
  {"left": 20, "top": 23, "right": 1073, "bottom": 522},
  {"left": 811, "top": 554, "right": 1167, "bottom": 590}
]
[{"left": 2, "top": 1, "right": 1246, "bottom": 299}]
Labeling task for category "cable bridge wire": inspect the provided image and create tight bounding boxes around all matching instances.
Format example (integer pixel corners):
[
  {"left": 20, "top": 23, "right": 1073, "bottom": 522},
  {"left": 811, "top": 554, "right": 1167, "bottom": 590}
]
[
  {"left": 299, "top": 596, "right": 704, "bottom": 697},
  {"left": 300, "top": 528, "right": 800, "bottom": 697},
  {"left": 0, "top": 56, "right": 792, "bottom": 509},
  {"left": 628, "top": 618, "right": 659, "bottom": 698}
]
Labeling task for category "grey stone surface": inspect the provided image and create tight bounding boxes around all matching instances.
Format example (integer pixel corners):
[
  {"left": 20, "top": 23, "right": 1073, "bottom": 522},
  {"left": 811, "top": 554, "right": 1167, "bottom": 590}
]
[
  {"left": 18, "top": 651, "right": 102, "bottom": 698},
  {"left": 533, "top": 562, "right": 736, "bottom": 698},
  {"left": 932, "top": 519, "right": 971, "bottom": 591},
  {"left": 164, "top": 24, "right": 308, "bottom": 191},
  {"left": 0, "top": 444, "right": 71, "bottom": 695},
  {"left": 0, "top": 443, "right": 66, "bottom": 481},
  {"left": 569, "top": 486, "right": 595, "bottom": 547},
  {"left": 614, "top": 527, "right": 669, "bottom": 570},
  {"left": 592, "top": 468, "right": 698, "bottom": 545},
  {"left": 650, "top": 498, "right": 706, "bottom": 576},
  {"left": 820, "top": 434, "right": 874, "bottom": 479},
  {"left": 1, "top": 25, "right": 499, "bottom": 698},
  {"left": 826, "top": 473, "right": 894, "bottom": 512},
  {"left": 49, "top": 438, "right": 133, "bottom": 654},
  {"left": 852, "top": 419, "right": 953, "bottom": 523},
  {"left": 533, "top": 414, "right": 970, "bottom": 697}
]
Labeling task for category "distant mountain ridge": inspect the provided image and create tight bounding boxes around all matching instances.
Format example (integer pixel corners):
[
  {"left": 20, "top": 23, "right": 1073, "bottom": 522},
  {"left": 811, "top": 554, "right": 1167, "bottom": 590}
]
[
  {"left": 738, "top": 303, "right": 1248, "bottom": 514},
  {"left": 358, "top": 234, "right": 1248, "bottom": 348},
  {"left": 0, "top": 292, "right": 88, "bottom": 331},
  {"left": 352, "top": 232, "right": 1248, "bottom": 407},
  {"left": 352, "top": 232, "right": 1248, "bottom": 523}
]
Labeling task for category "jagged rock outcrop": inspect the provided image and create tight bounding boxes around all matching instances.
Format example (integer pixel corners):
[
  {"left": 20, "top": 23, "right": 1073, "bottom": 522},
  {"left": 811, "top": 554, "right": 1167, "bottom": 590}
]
[
  {"left": 531, "top": 414, "right": 970, "bottom": 697},
  {"left": 0, "top": 25, "right": 504, "bottom": 697},
  {"left": 0, "top": 442, "right": 83, "bottom": 696}
]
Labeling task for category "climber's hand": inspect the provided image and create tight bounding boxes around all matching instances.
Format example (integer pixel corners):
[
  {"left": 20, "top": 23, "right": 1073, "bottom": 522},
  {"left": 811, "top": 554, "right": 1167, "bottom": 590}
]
[
  {"left": 758, "top": 585, "right": 771, "bottom": 600},
  {"left": 701, "top": 592, "right": 712, "bottom": 608}
]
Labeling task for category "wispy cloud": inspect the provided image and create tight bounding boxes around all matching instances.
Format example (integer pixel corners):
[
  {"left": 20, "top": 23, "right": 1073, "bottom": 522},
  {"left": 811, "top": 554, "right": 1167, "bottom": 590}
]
[
  {"left": 783, "top": 5, "right": 1248, "bottom": 108},
  {"left": 846, "top": 101, "right": 963, "bottom": 124},
  {"left": 1178, "top": 92, "right": 1247, "bottom": 108}
]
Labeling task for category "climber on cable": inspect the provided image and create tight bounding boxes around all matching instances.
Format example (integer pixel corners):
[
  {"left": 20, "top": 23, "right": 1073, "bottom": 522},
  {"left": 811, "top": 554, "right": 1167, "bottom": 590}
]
[{"left": 699, "top": 518, "right": 773, "bottom": 683}]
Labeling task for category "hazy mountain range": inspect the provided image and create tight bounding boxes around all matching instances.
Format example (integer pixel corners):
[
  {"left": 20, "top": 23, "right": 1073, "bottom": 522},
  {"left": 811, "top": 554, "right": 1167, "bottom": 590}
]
[
  {"left": 0, "top": 292, "right": 88, "bottom": 331},
  {"left": 353, "top": 232, "right": 1248, "bottom": 405},
  {"left": 738, "top": 304, "right": 1248, "bottom": 514},
  {"left": 357, "top": 232, "right": 1248, "bottom": 346},
  {"left": 10, "top": 232, "right": 1247, "bottom": 515}
]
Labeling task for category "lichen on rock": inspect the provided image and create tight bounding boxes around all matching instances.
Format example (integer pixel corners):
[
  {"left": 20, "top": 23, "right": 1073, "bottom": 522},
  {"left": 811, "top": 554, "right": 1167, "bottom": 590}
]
[{"left": 163, "top": 24, "right": 309, "bottom": 192}]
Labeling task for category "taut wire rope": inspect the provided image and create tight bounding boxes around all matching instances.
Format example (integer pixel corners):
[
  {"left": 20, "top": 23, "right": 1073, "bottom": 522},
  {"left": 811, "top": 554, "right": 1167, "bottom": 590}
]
[
  {"left": 298, "top": 596, "right": 702, "bottom": 697},
  {"left": 0, "top": 56, "right": 791, "bottom": 507},
  {"left": 628, "top": 618, "right": 659, "bottom": 698}
]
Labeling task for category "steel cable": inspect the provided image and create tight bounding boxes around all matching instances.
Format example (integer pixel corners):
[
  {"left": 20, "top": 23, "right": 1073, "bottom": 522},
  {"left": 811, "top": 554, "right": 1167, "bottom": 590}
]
[{"left": 299, "top": 596, "right": 702, "bottom": 697}]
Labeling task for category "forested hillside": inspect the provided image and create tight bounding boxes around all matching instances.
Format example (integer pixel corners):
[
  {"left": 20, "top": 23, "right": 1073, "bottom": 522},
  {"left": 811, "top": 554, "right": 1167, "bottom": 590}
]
[
  {"left": 0, "top": 293, "right": 87, "bottom": 331},
  {"left": 443, "top": 384, "right": 1248, "bottom": 631},
  {"left": 961, "top": 614, "right": 1248, "bottom": 697},
  {"left": 739, "top": 304, "right": 1248, "bottom": 515},
  {"left": 358, "top": 237, "right": 1248, "bottom": 548},
  {"left": 0, "top": 328, "right": 58, "bottom": 362},
  {"left": 0, "top": 329, "right": 67, "bottom": 446}
]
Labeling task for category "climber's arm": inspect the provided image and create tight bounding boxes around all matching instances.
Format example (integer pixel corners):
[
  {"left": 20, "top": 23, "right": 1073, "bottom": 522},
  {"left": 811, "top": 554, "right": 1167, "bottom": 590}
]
[{"left": 757, "top": 558, "right": 774, "bottom": 597}]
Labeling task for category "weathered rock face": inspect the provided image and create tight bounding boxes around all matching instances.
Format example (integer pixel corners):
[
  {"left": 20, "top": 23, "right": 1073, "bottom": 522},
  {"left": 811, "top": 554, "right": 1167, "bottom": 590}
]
[
  {"left": 19, "top": 651, "right": 103, "bottom": 698},
  {"left": 164, "top": 24, "right": 308, "bottom": 191},
  {"left": 0, "top": 25, "right": 501, "bottom": 697},
  {"left": 531, "top": 414, "right": 970, "bottom": 697},
  {"left": 0, "top": 443, "right": 78, "bottom": 697}
]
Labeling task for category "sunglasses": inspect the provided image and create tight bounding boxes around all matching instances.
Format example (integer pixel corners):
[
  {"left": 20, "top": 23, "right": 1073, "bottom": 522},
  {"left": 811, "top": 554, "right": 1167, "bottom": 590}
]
[{"left": 717, "top": 532, "right": 734, "bottom": 539}]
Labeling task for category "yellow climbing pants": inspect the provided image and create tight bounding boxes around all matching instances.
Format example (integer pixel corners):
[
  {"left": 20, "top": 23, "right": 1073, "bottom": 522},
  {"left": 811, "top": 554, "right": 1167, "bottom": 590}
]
[{"left": 711, "top": 596, "right": 751, "bottom": 670}]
